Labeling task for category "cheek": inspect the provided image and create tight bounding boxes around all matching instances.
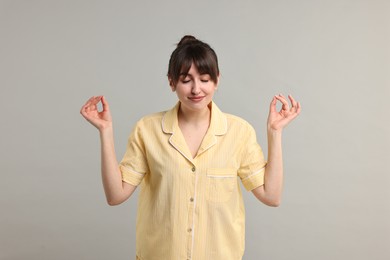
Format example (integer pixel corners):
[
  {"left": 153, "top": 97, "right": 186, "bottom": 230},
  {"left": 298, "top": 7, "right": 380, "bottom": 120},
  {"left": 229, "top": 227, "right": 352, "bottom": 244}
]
[
  {"left": 174, "top": 87, "right": 187, "bottom": 97},
  {"left": 205, "top": 84, "right": 217, "bottom": 93}
]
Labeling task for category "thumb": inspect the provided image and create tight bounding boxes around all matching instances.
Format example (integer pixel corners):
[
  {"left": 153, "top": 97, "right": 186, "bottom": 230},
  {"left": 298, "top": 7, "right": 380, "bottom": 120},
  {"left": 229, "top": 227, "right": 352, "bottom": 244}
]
[{"left": 101, "top": 96, "right": 110, "bottom": 112}]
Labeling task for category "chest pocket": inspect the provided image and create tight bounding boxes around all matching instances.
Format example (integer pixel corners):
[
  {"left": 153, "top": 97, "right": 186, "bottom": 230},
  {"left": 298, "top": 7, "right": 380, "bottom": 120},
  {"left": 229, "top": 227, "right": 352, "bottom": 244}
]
[{"left": 206, "top": 168, "right": 237, "bottom": 203}]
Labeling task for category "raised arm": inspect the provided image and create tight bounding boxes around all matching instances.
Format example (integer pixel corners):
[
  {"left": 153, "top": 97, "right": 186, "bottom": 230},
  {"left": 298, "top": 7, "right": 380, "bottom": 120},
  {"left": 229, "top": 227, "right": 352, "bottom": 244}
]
[
  {"left": 80, "top": 96, "right": 137, "bottom": 205},
  {"left": 252, "top": 94, "right": 301, "bottom": 206}
]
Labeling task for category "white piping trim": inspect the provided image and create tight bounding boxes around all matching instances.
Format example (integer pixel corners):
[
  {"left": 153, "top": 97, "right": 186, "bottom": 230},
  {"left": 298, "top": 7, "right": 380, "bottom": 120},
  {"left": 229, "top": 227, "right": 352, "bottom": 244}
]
[
  {"left": 168, "top": 135, "right": 194, "bottom": 163},
  {"left": 207, "top": 175, "right": 236, "bottom": 178},
  {"left": 121, "top": 166, "right": 145, "bottom": 176},
  {"left": 190, "top": 165, "right": 198, "bottom": 260},
  {"left": 201, "top": 136, "right": 217, "bottom": 152},
  {"left": 215, "top": 114, "right": 228, "bottom": 136},
  {"left": 242, "top": 166, "right": 265, "bottom": 181},
  {"left": 161, "top": 112, "right": 170, "bottom": 133}
]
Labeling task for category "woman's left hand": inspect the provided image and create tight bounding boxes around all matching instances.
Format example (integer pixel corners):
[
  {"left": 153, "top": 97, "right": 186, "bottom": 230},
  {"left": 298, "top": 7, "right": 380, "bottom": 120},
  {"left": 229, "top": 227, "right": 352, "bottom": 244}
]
[{"left": 267, "top": 94, "right": 301, "bottom": 132}]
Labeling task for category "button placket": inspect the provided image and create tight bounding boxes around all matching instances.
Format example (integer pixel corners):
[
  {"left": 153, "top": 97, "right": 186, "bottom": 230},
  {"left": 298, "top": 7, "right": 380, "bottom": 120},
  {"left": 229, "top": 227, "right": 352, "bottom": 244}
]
[{"left": 186, "top": 164, "right": 197, "bottom": 260}]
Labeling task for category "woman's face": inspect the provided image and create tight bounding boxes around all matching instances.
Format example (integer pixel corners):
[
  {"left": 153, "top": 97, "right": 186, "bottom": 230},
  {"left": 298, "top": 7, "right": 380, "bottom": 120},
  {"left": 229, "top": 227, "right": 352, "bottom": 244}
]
[{"left": 171, "top": 63, "right": 219, "bottom": 113}]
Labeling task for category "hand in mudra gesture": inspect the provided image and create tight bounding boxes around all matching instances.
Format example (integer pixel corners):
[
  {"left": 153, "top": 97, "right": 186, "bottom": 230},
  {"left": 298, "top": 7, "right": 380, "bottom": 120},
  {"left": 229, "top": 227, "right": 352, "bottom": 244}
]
[
  {"left": 80, "top": 96, "right": 112, "bottom": 131},
  {"left": 267, "top": 94, "right": 301, "bottom": 132}
]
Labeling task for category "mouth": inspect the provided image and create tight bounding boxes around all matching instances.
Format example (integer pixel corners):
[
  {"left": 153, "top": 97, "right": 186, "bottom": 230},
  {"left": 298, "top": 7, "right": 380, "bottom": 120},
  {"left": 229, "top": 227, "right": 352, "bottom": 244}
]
[{"left": 188, "top": 96, "right": 205, "bottom": 102}]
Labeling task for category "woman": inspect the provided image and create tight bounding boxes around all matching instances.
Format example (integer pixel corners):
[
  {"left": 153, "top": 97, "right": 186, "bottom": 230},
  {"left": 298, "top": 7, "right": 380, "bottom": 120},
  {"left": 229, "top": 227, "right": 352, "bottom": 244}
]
[{"left": 80, "top": 35, "right": 300, "bottom": 260}]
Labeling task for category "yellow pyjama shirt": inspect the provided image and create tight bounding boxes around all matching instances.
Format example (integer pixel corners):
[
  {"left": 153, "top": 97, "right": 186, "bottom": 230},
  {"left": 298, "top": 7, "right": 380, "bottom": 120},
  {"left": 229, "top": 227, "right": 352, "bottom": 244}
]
[{"left": 120, "top": 101, "right": 266, "bottom": 260}]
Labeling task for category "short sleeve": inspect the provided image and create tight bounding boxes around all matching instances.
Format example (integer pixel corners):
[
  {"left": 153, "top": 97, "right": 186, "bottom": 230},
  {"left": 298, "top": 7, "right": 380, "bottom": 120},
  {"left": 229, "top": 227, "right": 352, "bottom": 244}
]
[
  {"left": 238, "top": 123, "right": 267, "bottom": 191},
  {"left": 119, "top": 120, "right": 149, "bottom": 186}
]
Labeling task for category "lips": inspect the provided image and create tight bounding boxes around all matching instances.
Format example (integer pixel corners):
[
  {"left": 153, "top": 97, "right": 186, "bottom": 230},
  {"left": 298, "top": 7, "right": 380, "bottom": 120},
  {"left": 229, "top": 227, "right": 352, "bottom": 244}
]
[{"left": 188, "top": 96, "right": 205, "bottom": 102}]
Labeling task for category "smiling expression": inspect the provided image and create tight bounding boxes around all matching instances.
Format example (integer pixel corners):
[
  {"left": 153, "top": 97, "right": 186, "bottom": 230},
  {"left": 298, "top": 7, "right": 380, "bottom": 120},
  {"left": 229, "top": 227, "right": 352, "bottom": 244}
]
[{"left": 170, "top": 63, "right": 219, "bottom": 113}]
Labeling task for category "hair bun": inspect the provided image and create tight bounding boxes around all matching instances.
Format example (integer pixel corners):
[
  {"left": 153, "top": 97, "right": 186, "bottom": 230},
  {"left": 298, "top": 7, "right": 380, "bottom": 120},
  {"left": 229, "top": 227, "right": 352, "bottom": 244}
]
[{"left": 177, "top": 35, "right": 197, "bottom": 47}]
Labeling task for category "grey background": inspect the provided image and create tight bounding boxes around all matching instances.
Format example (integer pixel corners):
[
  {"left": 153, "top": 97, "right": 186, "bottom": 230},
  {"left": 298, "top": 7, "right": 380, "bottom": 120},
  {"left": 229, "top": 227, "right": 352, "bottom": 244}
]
[{"left": 1, "top": 0, "right": 389, "bottom": 259}]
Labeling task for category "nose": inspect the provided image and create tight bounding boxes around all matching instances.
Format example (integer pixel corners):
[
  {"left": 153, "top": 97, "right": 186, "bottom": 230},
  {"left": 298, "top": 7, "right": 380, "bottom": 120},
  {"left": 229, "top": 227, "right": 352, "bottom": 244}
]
[{"left": 191, "top": 80, "right": 201, "bottom": 95}]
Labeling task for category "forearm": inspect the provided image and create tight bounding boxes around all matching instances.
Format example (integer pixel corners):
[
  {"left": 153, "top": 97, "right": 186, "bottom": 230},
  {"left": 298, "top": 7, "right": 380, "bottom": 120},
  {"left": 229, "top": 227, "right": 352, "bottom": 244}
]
[
  {"left": 262, "top": 129, "right": 283, "bottom": 205},
  {"left": 253, "top": 93, "right": 300, "bottom": 206},
  {"left": 99, "top": 126, "right": 126, "bottom": 205}
]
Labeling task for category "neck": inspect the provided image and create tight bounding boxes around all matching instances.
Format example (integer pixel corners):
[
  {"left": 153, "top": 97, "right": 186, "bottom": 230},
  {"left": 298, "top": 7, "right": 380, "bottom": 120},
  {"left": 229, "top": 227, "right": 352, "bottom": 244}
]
[{"left": 178, "top": 102, "right": 212, "bottom": 125}]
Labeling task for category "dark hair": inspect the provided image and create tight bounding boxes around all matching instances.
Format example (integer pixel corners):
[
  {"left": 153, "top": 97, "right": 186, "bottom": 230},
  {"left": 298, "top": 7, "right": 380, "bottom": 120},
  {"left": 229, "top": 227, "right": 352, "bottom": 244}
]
[{"left": 167, "top": 35, "right": 219, "bottom": 86}]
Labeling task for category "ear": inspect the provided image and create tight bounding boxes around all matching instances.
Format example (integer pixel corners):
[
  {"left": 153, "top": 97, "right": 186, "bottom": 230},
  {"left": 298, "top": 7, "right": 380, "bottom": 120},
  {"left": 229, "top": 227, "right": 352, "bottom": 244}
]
[
  {"left": 215, "top": 74, "right": 221, "bottom": 89},
  {"left": 168, "top": 77, "right": 176, "bottom": 92}
]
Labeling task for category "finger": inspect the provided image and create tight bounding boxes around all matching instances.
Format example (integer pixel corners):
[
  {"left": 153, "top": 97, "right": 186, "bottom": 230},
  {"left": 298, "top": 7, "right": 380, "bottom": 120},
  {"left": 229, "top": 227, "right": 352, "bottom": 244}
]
[
  {"left": 276, "top": 94, "right": 288, "bottom": 104},
  {"left": 81, "top": 96, "right": 99, "bottom": 114},
  {"left": 91, "top": 96, "right": 102, "bottom": 105},
  {"left": 101, "top": 96, "right": 110, "bottom": 112},
  {"left": 275, "top": 94, "right": 289, "bottom": 110},
  {"left": 80, "top": 105, "right": 91, "bottom": 118},
  {"left": 81, "top": 104, "right": 94, "bottom": 117},
  {"left": 86, "top": 96, "right": 101, "bottom": 112},
  {"left": 288, "top": 95, "right": 297, "bottom": 107},
  {"left": 296, "top": 101, "right": 301, "bottom": 114},
  {"left": 82, "top": 96, "right": 98, "bottom": 111},
  {"left": 81, "top": 97, "right": 92, "bottom": 114},
  {"left": 269, "top": 96, "right": 277, "bottom": 113},
  {"left": 81, "top": 96, "right": 95, "bottom": 108},
  {"left": 288, "top": 95, "right": 298, "bottom": 111},
  {"left": 86, "top": 104, "right": 96, "bottom": 113},
  {"left": 80, "top": 106, "right": 86, "bottom": 116}
]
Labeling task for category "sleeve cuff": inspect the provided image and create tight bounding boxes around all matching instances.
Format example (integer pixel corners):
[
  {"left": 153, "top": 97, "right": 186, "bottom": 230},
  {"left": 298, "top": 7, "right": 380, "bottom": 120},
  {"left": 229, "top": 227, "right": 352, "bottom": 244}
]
[
  {"left": 119, "top": 165, "right": 145, "bottom": 186},
  {"left": 241, "top": 167, "right": 265, "bottom": 191}
]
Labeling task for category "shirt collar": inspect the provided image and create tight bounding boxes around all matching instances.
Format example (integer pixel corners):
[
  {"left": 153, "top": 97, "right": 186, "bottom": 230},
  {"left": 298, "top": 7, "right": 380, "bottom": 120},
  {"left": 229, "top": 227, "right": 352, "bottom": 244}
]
[{"left": 162, "top": 101, "right": 227, "bottom": 136}]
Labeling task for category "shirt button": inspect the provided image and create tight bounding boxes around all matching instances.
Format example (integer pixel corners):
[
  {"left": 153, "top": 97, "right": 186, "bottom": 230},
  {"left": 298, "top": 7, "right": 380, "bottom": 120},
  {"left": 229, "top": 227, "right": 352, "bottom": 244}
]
[
  {"left": 190, "top": 197, "right": 194, "bottom": 202},
  {"left": 191, "top": 167, "right": 196, "bottom": 172},
  {"left": 187, "top": 228, "right": 192, "bottom": 232}
]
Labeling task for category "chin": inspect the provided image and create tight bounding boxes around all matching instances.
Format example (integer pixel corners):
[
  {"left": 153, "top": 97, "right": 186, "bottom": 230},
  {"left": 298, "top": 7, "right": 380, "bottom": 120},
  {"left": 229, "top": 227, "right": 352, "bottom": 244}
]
[{"left": 182, "top": 99, "right": 211, "bottom": 111}]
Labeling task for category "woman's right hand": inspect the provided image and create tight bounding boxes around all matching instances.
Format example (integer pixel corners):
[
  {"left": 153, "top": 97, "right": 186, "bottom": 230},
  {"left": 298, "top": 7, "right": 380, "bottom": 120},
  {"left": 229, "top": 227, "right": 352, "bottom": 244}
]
[{"left": 80, "top": 96, "right": 113, "bottom": 131}]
